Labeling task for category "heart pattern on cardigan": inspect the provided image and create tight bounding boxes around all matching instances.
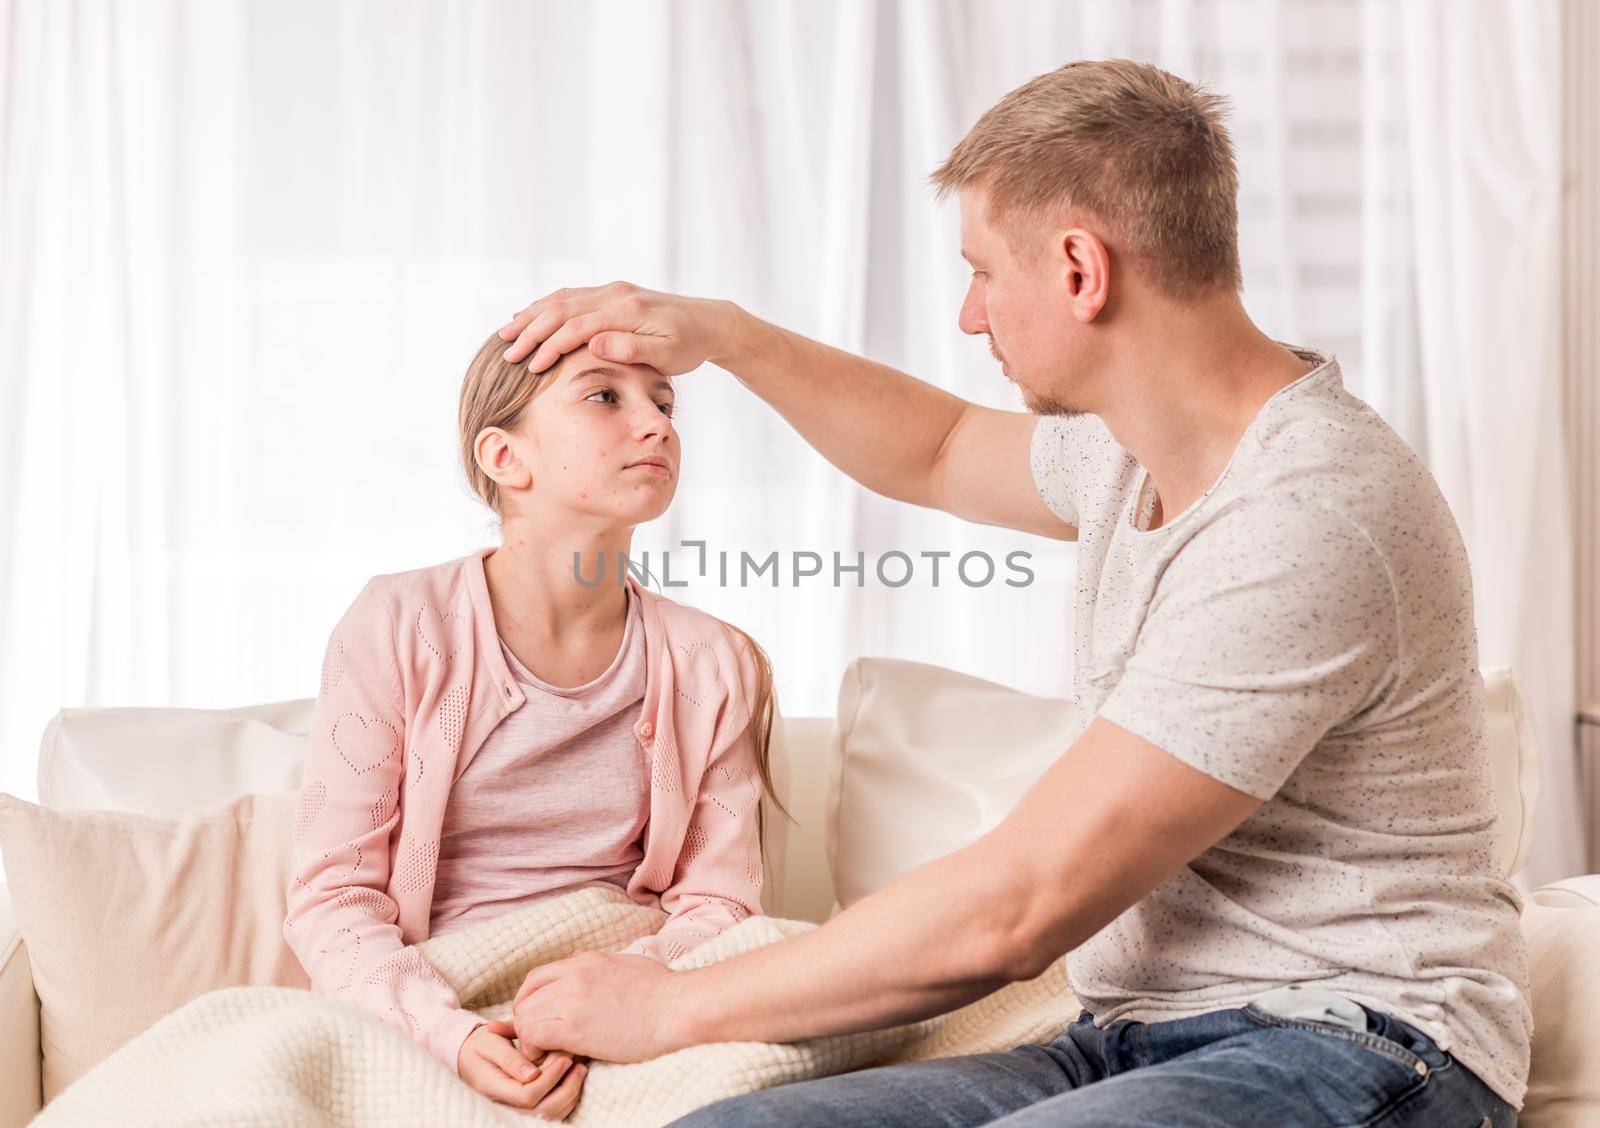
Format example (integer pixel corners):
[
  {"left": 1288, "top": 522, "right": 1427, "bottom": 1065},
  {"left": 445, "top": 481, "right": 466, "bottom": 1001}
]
[
  {"left": 707, "top": 767, "right": 760, "bottom": 819},
  {"left": 295, "top": 781, "right": 327, "bottom": 840},
  {"left": 320, "top": 637, "right": 346, "bottom": 694},
  {"left": 317, "top": 927, "right": 361, "bottom": 992},
  {"left": 672, "top": 641, "right": 723, "bottom": 708},
  {"left": 392, "top": 835, "right": 439, "bottom": 893},
  {"left": 331, "top": 713, "right": 400, "bottom": 776},
  {"left": 415, "top": 604, "right": 469, "bottom": 664},
  {"left": 369, "top": 781, "right": 397, "bottom": 829},
  {"left": 336, "top": 887, "right": 396, "bottom": 922},
  {"left": 437, "top": 684, "right": 468, "bottom": 755}
]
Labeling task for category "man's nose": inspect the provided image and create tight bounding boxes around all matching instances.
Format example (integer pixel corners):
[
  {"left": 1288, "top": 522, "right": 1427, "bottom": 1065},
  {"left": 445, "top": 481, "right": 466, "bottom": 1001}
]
[{"left": 958, "top": 282, "right": 988, "bottom": 335}]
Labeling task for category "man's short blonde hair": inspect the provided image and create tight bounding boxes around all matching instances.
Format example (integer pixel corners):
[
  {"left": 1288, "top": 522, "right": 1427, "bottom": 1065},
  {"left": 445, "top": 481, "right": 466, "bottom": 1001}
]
[{"left": 931, "top": 59, "right": 1241, "bottom": 300}]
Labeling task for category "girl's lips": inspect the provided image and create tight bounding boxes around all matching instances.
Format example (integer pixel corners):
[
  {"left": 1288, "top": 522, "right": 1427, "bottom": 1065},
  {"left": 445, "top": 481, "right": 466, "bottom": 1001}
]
[{"left": 627, "top": 460, "right": 672, "bottom": 476}]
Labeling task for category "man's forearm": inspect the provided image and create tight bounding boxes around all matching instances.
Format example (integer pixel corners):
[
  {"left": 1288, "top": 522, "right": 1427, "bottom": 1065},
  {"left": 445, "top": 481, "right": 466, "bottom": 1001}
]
[
  {"left": 712, "top": 304, "right": 975, "bottom": 511},
  {"left": 660, "top": 832, "right": 1046, "bottom": 1048},
  {"left": 649, "top": 718, "right": 1245, "bottom": 1051}
]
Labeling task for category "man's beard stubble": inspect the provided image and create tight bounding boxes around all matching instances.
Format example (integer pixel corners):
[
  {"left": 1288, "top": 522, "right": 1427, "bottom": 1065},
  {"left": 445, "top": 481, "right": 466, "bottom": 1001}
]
[
  {"left": 1024, "top": 389, "right": 1087, "bottom": 417},
  {"left": 991, "top": 336, "right": 1086, "bottom": 418}
]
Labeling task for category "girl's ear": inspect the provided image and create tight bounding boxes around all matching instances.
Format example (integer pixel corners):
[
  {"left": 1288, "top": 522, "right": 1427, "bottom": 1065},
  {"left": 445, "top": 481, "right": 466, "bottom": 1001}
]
[{"left": 477, "top": 427, "right": 533, "bottom": 492}]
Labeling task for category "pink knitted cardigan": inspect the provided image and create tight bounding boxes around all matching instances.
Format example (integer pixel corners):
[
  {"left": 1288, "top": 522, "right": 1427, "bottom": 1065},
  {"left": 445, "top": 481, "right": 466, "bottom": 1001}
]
[{"left": 283, "top": 546, "right": 766, "bottom": 1074}]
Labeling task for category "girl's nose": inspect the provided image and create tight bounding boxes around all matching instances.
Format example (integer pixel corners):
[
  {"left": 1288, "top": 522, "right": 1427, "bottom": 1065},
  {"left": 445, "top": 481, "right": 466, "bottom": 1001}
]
[{"left": 631, "top": 403, "right": 670, "bottom": 441}]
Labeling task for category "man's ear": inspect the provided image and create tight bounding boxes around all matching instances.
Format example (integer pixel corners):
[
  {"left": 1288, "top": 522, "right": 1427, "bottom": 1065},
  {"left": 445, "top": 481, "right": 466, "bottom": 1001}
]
[
  {"left": 1060, "top": 227, "right": 1110, "bottom": 323},
  {"left": 476, "top": 427, "right": 533, "bottom": 492}
]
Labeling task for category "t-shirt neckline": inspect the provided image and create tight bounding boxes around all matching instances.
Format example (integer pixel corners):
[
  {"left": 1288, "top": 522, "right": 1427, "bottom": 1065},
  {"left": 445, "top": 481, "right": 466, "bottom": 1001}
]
[
  {"left": 1127, "top": 343, "right": 1334, "bottom": 537},
  {"left": 499, "top": 586, "right": 639, "bottom": 698}
]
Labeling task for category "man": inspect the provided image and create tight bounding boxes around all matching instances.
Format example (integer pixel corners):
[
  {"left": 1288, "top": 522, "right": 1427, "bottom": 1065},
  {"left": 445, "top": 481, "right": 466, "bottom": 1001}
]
[{"left": 497, "top": 60, "right": 1529, "bottom": 1126}]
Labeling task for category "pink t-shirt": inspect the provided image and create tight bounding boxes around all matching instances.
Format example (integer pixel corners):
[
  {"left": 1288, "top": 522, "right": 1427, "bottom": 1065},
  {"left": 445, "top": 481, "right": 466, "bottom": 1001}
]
[{"left": 428, "top": 588, "right": 649, "bottom": 935}]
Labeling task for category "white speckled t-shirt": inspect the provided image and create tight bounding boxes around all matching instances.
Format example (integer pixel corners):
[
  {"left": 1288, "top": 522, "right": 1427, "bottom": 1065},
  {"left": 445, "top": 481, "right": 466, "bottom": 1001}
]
[{"left": 1029, "top": 344, "right": 1532, "bottom": 1106}]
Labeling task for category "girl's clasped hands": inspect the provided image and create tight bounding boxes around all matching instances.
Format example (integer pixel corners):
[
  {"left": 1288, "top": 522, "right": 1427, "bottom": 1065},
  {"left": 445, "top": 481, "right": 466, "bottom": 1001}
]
[{"left": 458, "top": 1020, "right": 587, "bottom": 1119}]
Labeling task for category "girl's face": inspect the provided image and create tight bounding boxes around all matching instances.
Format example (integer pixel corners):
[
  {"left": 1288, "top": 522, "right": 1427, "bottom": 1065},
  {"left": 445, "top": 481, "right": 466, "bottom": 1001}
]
[{"left": 501, "top": 345, "right": 680, "bottom": 526}]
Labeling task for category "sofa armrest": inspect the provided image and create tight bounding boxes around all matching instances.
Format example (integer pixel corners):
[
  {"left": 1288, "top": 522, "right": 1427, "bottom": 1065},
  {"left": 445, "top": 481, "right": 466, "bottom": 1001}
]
[
  {"left": 0, "top": 883, "right": 43, "bottom": 1127},
  {"left": 1532, "top": 875, "right": 1600, "bottom": 908}
]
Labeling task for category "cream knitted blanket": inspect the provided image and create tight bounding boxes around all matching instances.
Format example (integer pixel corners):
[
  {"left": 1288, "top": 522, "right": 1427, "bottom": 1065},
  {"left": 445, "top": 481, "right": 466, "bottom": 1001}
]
[{"left": 36, "top": 885, "right": 1078, "bottom": 1127}]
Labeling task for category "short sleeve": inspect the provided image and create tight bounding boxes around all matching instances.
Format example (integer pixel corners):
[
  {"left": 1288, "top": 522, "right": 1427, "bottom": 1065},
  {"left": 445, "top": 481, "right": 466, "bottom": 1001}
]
[{"left": 1097, "top": 499, "right": 1399, "bottom": 800}]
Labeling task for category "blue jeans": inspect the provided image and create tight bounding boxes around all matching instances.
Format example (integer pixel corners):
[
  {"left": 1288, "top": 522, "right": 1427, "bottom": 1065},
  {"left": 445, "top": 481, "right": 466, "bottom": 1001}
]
[{"left": 668, "top": 1004, "right": 1516, "bottom": 1127}]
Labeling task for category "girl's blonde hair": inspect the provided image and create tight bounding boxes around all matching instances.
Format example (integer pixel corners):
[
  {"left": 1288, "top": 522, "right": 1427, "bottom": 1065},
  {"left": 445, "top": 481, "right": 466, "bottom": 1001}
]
[
  {"left": 726, "top": 623, "right": 791, "bottom": 830},
  {"left": 458, "top": 331, "right": 553, "bottom": 518},
  {"left": 455, "top": 329, "right": 792, "bottom": 828}
]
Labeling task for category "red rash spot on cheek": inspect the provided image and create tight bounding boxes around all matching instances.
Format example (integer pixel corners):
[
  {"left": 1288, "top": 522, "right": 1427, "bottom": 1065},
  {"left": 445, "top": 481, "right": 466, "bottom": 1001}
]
[{"left": 579, "top": 491, "right": 588, "bottom": 500}]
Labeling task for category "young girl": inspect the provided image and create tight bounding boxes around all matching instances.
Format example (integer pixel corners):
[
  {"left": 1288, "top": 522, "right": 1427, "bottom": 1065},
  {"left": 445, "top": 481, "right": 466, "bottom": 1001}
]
[{"left": 283, "top": 331, "right": 781, "bottom": 1118}]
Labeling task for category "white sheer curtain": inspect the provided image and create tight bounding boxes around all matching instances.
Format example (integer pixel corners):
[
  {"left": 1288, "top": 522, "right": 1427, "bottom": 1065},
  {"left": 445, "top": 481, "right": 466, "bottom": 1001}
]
[
  {"left": 1355, "top": 0, "right": 1578, "bottom": 884},
  {"left": 0, "top": 0, "right": 1578, "bottom": 880}
]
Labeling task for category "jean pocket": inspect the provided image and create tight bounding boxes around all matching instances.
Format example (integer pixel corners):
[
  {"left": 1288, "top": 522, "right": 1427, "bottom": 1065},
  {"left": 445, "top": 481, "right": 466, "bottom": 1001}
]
[{"left": 1240, "top": 1004, "right": 1434, "bottom": 1080}]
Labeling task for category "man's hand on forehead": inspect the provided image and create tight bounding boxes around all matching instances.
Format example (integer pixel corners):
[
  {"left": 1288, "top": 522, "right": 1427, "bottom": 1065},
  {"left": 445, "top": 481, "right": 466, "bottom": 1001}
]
[
  {"left": 501, "top": 283, "right": 627, "bottom": 372},
  {"left": 498, "top": 282, "right": 737, "bottom": 379}
]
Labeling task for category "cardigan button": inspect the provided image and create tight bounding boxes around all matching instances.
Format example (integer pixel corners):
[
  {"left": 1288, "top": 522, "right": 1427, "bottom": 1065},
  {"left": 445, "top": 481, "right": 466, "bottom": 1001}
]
[{"left": 638, "top": 720, "right": 654, "bottom": 739}]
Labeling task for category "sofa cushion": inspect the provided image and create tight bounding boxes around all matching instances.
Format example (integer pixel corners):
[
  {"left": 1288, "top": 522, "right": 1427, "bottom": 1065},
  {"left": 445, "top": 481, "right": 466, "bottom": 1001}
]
[
  {"left": 1482, "top": 667, "right": 1540, "bottom": 878},
  {"left": 1521, "top": 902, "right": 1600, "bottom": 1124},
  {"left": 37, "top": 699, "right": 313, "bottom": 817},
  {"left": 0, "top": 790, "right": 306, "bottom": 1100},
  {"left": 829, "top": 659, "right": 1077, "bottom": 908}
]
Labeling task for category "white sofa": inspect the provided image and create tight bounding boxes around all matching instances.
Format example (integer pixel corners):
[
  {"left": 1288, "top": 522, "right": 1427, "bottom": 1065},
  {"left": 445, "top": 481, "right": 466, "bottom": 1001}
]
[{"left": 2, "top": 660, "right": 1596, "bottom": 1126}]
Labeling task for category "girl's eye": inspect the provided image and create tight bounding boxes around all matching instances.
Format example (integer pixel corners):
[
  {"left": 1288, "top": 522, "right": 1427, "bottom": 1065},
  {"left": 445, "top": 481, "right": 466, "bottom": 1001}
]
[
  {"left": 585, "top": 389, "right": 618, "bottom": 405},
  {"left": 657, "top": 402, "right": 675, "bottom": 418}
]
